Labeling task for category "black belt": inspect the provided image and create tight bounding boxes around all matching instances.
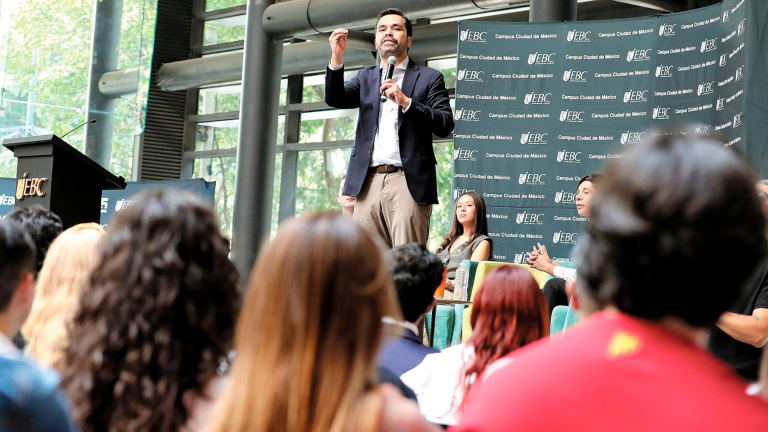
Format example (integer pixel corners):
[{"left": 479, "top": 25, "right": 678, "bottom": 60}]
[{"left": 370, "top": 165, "right": 402, "bottom": 174}]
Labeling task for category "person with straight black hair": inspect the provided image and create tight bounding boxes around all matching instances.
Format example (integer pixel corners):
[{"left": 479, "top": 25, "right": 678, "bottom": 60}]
[
  {"left": 527, "top": 174, "right": 602, "bottom": 317},
  {"left": 454, "top": 130, "right": 768, "bottom": 431}
]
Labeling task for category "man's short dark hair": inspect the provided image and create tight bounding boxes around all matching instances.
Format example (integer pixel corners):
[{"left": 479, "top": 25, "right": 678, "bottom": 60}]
[
  {"left": 578, "top": 173, "right": 603, "bottom": 187},
  {"left": 0, "top": 220, "right": 36, "bottom": 312},
  {"left": 390, "top": 243, "right": 443, "bottom": 323},
  {"left": 6, "top": 205, "right": 63, "bottom": 272},
  {"left": 377, "top": 8, "right": 412, "bottom": 37},
  {"left": 576, "top": 129, "right": 766, "bottom": 327}
]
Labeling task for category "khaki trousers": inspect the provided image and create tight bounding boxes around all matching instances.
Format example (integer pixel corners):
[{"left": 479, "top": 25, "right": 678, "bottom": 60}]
[{"left": 353, "top": 170, "right": 432, "bottom": 248}]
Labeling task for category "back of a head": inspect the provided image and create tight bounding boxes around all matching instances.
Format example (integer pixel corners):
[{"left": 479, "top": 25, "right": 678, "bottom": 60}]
[
  {"left": 209, "top": 213, "right": 398, "bottom": 432},
  {"left": 6, "top": 205, "right": 62, "bottom": 273},
  {"left": 390, "top": 243, "right": 444, "bottom": 323},
  {"left": 577, "top": 130, "right": 766, "bottom": 327},
  {"left": 60, "top": 189, "right": 241, "bottom": 432},
  {"left": 468, "top": 266, "right": 549, "bottom": 364},
  {"left": 0, "top": 219, "right": 36, "bottom": 315},
  {"left": 22, "top": 223, "right": 105, "bottom": 369}
]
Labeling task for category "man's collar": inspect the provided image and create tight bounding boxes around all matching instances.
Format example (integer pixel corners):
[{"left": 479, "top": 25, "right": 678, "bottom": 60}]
[
  {"left": 380, "top": 56, "right": 409, "bottom": 71},
  {"left": 382, "top": 316, "right": 419, "bottom": 337},
  {"left": 0, "top": 330, "right": 20, "bottom": 357}
]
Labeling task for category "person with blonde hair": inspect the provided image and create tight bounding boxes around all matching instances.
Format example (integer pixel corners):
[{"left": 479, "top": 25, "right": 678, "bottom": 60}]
[
  {"left": 22, "top": 223, "right": 105, "bottom": 369},
  {"left": 205, "top": 213, "right": 437, "bottom": 432}
]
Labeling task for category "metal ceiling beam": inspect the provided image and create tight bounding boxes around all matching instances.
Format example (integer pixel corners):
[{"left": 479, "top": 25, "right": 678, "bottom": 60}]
[
  {"left": 262, "top": 0, "right": 527, "bottom": 39},
  {"left": 611, "top": 0, "right": 686, "bottom": 12}
]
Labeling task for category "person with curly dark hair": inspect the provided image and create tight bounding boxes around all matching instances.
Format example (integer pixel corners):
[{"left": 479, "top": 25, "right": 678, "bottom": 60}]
[{"left": 60, "top": 189, "right": 241, "bottom": 432}]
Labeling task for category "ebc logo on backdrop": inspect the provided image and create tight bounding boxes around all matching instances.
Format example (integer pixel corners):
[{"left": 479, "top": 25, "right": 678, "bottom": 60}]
[
  {"left": 460, "top": 30, "right": 487, "bottom": 42},
  {"left": 567, "top": 30, "right": 591, "bottom": 42},
  {"left": 738, "top": 19, "right": 746, "bottom": 35},
  {"left": 453, "top": 188, "right": 475, "bottom": 200},
  {"left": 656, "top": 65, "right": 673, "bottom": 78},
  {"left": 521, "top": 132, "right": 548, "bottom": 145},
  {"left": 697, "top": 81, "right": 715, "bottom": 96},
  {"left": 518, "top": 172, "right": 546, "bottom": 185},
  {"left": 659, "top": 24, "right": 676, "bottom": 37},
  {"left": 627, "top": 49, "right": 652, "bottom": 62},
  {"left": 560, "top": 110, "right": 584, "bottom": 123},
  {"left": 623, "top": 90, "right": 648, "bottom": 103},
  {"left": 717, "top": 98, "right": 726, "bottom": 111},
  {"left": 555, "top": 190, "right": 577, "bottom": 204},
  {"left": 454, "top": 148, "right": 477, "bottom": 161},
  {"left": 454, "top": 108, "right": 481, "bottom": 122},
  {"left": 514, "top": 253, "right": 526, "bottom": 264},
  {"left": 524, "top": 92, "right": 552, "bottom": 105},
  {"left": 701, "top": 38, "right": 718, "bottom": 53},
  {"left": 557, "top": 150, "right": 582, "bottom": 164},
  {"left": 528, "top": 52, "right": 556, "bottom": 65},
  {"left": 734, "top": 113, "right": 743, "bottom": 128},
  {"left": 653, "top": 107, "right": 670, "bottom": 120},
  {"left": 621, "top": 131, "right": 646, "bottom": 145},
  {"left": 516, "top": 212, "right": 544, "bottom": 225},
  {"left": 553, "top": 231, "right": 578, "bottom": 245},
  {"left": 457, "top": 69, "right": 484, "bottom": 82},
  {"left": 695, "top": 124, "right": 712, "bottom": 135},
  {"left": 719, "top": 54, "right": 727, "bottom": 67},
  {"left": 723, "top": 10, "right": 730, "bottom": 23},
  {"left": 563, "top": 69, "right": 587, "bottom": 82},
  {"left": 736, "top": 66, "right": 744, "bottom": 81}
]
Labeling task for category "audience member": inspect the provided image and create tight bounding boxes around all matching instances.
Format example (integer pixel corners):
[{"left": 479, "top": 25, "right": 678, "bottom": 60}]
[
  {"left": 60, "top": 190, "right": 241, "bottom": 432},
  {"left": 436, "top": 191, "right": 492, "bottom": 299},
  {"left": 6, "top": 205, "right": 63, "bottom": 274},
  {"left": 22, "top": 223, "right": 105, "bottom": 370},
  {"left": 453, "top": 132, "right": 768, "bottom": 431},
  {"left": 205, "top": 213, "right": 438, "bottom": 432},
  {"left": 709, "top": 181, "right": 768, "bottom": 381},
  {"left": 526, "top": 173, "right": 602, "bottom": 317},
  {"left": 378, "top": 243, "right": 443, "bottom": 376},
  {"left": 0, "top": 220, "right": 78, "bottom": 432},
  {"left": 337, "top": 176, "right": 355, "bottom": 216},
  {"left": 401, "top": 265, "right": 548, "bottom": 425}
]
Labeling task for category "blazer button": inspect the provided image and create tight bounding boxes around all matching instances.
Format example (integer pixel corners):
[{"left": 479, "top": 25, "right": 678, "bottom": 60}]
[{"left": 368, "top": 150, "right": 372, "bottom": 155}]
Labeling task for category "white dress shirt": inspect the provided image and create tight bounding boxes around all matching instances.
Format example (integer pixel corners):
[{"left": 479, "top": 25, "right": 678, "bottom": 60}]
[
  {"left": 553, "top": 265, "right": 577, "bottom": 282},
  {"left": 329, "top": 57, "right": 412, "bottom": 167}
]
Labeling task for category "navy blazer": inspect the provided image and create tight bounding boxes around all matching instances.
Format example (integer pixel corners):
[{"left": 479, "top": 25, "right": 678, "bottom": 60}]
[
  {"left": 325, "top": 59, "right": 454, "bottom": 205},
  {"left": 377, "top": 328, "right": 439, "bottom": 377}
]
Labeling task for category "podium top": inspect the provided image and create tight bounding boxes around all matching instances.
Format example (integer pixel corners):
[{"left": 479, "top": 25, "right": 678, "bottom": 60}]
[{"left": 2, "top": 134, "right": 127, "bottom": 190}]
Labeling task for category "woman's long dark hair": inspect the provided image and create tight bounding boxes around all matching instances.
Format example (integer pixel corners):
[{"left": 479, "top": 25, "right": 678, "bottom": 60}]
[
  {"left": 60, "top": 190, "right": 241, "bottom": 432},
  {"left": 436, "top": 191, "right": 490, "bottom": 255}
]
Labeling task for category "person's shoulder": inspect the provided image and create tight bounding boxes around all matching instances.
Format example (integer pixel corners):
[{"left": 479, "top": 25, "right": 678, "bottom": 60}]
[
  {"left": 0, "top": 356, "right": 67, "bottom": 414},
  {"left": 378, "top": 384, "right": 439, "bottom": 432}
]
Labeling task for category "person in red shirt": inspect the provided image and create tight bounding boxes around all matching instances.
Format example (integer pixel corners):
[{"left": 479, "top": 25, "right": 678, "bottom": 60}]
[{"left": 452, "top": 130, "right": 768, "bottom": 431}]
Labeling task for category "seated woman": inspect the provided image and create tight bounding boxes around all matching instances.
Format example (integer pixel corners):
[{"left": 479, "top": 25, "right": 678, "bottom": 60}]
[
  {"left": 527, "top": 174, "right": 602, "bottom": 317},
  {"left": 436, "top": 191, "right": 493, "bottom": 299},
  {"left": 60, "top": 190, "right": 241, "bottom": 432},
  {"left": 401, "top": 265, "right": 549, "bottom": 425},
  {"left": 22, "top": 223, "right": 105, "bottom": 370},
  {"left": 205, "top": 213, "right": 438, "bottom": 432}
]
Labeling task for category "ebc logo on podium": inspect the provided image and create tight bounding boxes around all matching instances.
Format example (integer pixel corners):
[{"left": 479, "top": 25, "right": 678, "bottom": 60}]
[{"left": 15, "top": 172, "right": 48, "bottom": 201}]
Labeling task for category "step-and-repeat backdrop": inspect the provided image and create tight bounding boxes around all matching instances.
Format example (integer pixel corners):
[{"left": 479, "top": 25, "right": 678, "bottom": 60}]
[
  {"left": 0, "top": 178, "right": 215, "bottom": 229},
  {"left": 454, "top": 0, "right": 766, "bottom": 263}
]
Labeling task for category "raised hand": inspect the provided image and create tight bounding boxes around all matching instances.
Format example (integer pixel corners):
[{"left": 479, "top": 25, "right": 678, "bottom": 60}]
[{"left": 329, "top": 28, "right": 348, "bottom": 67}]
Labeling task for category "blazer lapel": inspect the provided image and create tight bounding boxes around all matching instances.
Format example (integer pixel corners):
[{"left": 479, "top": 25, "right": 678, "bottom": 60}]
[
  {"left": 370, "top": 66, "right": 382, "bottom": 125},
  {"left": 398, "top": 60, "right": 419, "bottom": 126}
]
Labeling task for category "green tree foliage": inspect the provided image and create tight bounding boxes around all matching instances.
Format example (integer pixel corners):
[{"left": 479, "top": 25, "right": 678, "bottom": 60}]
[{"left": 0, "top": 0, "right": 155, "bottom": 180}]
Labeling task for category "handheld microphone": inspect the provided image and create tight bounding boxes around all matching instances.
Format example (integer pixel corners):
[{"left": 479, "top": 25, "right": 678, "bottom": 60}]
[
  {"left": 380, "top": 56, "right": 397, "bottom": 103},
  {"left": 61, "top": 119, "right": 96, "bottom": 138}
]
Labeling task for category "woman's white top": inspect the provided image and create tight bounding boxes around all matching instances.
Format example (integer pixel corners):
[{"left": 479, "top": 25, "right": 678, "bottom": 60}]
[{"left": 400, "top": 343, "right": 475, "bottom": 425}]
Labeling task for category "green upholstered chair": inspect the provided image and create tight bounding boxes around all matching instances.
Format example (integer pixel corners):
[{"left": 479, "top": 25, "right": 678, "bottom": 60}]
[
  {"left": 461, "top": 261, "right": 550, "bottom": 342},
  {"left": 425, "top": 305, "right": 455, "bottom": 349},
  {"left": 550, "top": 304, "right": 579, "bottom": 336}
]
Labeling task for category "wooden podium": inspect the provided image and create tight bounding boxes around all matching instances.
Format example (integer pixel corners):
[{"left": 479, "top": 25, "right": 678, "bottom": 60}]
[{"left": 2, "top": 134, "right": 126, "bottom": 228}]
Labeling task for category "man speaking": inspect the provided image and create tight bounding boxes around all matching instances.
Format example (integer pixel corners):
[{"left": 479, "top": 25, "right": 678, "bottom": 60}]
[{"left": 325, "top": 8, "right": 454, "bottom": 247}]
